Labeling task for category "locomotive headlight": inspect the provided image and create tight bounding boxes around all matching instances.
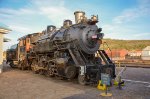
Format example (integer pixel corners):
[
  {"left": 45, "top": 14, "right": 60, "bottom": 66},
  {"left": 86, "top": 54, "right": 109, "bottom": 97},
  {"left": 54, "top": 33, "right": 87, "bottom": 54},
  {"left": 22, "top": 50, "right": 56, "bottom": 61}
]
[
  {"left": 97, "top": 33, "right": 104, "bottom": 39},
  {"left": 91, "top": 33, "right": 104, "bottom": 40}
]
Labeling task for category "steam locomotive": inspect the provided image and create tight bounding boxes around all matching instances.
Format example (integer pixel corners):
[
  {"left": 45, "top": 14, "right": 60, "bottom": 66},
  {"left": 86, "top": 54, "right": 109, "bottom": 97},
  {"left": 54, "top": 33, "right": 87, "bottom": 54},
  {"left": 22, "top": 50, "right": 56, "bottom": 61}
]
[{"left": 6, "top": 11, "right": 116, "bottom": 85}]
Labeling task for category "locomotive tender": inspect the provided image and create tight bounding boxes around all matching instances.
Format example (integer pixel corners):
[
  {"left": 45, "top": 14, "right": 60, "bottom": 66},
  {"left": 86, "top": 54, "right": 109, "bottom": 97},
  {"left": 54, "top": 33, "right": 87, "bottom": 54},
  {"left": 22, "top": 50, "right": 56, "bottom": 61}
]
[{"left": 7, "top": 11, "right": 116, "bottom": 85}]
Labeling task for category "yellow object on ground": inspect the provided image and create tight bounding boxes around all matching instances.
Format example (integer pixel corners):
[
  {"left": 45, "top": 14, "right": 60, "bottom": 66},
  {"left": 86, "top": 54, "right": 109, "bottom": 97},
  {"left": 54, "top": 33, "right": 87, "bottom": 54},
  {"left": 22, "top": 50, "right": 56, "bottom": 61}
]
[
  {"left": 100, "top": 93, "right": 112, "bottom": 96},
  {"left": 114, "top": 80, "right": 119, "bottom": 85},
  {"left": 97, "top": 80, "right": 106, "bottom": 90},
  {"left": 114, "top": 77, "right": 125, "bottom": 86},
  {"left": 99, "top": 84, "right": 112, "bottom": 97},
  {"left": 114, "top": 66, "right": 126, "bottom": 86}
]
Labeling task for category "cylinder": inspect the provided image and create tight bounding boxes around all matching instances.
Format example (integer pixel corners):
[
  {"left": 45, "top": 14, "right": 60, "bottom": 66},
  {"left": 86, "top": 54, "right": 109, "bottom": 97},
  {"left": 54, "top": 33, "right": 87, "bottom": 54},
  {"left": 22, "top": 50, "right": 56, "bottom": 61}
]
[{"left": 74, "top": 11, "right": 85, "bottom": 24}]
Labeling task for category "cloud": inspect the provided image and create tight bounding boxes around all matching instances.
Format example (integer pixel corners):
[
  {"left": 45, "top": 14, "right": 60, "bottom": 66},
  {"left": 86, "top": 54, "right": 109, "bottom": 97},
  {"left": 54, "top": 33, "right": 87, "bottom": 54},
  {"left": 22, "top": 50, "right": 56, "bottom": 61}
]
[
  {"left": 101, "top": 0, "right": 150, "bottom": 40},
  {"left": 113, "top": 8, "right": 139, "bottom": 24},
  {"left": 113, "top": 0, "right": 150, "bottom": 24},
  {"left": 0, "top": 0, "right": 74, "bottom": 32},
  {"left": 134, "top": 32, "right": 150, "bottom": 37},
  {"left": 39, "top": 6, "right": 74, "bottom": 26},
  {"left": 0, "top": 8, "right": 35, "bottom": 16},
  {"left": 0, "top": 0, "right": 75, "bottom": 50},
  {"left": 102, "top": 23, "right": 150, "bottom": 40},
  {"left": 102, "top": 24, "right": 138, "bottom": 39},
  {"left": 0, "top": 0, "right": 74, "bottom": 34},
  {"left": 32, "top": 0, "right": 74, "bottom": 26},
  {"left": 9, "top": 25, "right": 31, "bottom": 33},
  {"left": 0, "top": 7, "right": 38, "bottom": 33}
]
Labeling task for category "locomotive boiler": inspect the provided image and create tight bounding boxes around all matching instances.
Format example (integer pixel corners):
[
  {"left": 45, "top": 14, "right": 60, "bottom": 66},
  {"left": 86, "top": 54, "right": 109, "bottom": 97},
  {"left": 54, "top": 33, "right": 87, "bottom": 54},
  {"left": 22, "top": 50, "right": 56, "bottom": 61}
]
[{"left": 30, "top": 11, "right": 116, "bottom": 85}]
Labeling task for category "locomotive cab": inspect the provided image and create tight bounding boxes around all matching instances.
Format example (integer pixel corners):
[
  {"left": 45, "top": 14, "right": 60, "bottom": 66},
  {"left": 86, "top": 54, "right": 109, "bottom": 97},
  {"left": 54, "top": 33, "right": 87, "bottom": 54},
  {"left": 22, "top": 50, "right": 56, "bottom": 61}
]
[{"left": 6, "top": 44, "right": 18, "bottom": 68}]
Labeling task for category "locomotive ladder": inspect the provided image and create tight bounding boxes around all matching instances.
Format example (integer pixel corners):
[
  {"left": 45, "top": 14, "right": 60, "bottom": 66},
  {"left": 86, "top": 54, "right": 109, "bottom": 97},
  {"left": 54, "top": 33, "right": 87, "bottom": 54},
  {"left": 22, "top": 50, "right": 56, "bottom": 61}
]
[{"left": 98, "top": 50, "right": 113, "bottom": 65}]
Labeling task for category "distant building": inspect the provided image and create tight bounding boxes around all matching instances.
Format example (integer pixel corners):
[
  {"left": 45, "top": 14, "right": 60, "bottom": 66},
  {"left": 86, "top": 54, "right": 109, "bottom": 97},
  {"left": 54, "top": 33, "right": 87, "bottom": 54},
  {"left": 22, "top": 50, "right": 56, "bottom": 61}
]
[
  {"left": 106, "top": 49, "right": 128, "bottom": 60},
  {"left": 141, "top": 46, "right": 150, "bottom": 60},
  {"left": 0, "top": 23, "right": 11, "bottom": 73},
  {"left": 126, "top": 50, "right": 142, "bottom": 59}
]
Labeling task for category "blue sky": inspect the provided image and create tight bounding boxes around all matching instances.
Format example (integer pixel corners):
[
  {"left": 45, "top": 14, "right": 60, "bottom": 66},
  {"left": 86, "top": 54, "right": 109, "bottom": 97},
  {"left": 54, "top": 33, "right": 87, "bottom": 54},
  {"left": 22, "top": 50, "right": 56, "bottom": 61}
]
[{"left": 0, "top": 0, "right": 150, "bottom": 50}]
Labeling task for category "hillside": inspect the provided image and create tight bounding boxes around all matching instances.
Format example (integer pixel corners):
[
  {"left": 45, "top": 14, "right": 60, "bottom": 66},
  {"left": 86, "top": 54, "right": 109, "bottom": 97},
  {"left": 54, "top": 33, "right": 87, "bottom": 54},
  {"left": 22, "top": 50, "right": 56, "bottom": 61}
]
[{"left": 101, "top": 39, "right": 150, "bottom": 51}]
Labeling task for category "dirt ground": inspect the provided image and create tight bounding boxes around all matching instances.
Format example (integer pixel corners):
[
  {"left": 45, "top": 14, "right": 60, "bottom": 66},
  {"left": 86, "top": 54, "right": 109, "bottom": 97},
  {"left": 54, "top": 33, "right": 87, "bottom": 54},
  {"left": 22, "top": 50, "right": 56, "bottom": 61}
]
[{"left": 0, "top": 63, "right": 150, "bottom": 99}]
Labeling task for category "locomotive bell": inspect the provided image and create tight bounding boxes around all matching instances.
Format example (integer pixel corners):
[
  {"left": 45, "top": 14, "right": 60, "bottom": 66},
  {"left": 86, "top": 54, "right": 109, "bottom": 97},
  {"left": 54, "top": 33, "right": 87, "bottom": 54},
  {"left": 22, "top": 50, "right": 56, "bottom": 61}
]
[
  {"left": 91, "top": 15, "right": 98, "bottom": 22},
  {"left": 47, "top": 25, "right": 56, "bottom": 33},
  {"left": 74, "top": 11, "right": 85, "bottom": 24}
]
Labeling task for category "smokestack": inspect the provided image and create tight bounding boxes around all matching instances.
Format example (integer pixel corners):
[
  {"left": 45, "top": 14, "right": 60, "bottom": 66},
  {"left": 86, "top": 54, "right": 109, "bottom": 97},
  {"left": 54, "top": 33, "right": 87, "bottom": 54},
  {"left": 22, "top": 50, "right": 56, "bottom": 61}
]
[{"left": 74, "top": 11, "right": 85, "bottom": 24}]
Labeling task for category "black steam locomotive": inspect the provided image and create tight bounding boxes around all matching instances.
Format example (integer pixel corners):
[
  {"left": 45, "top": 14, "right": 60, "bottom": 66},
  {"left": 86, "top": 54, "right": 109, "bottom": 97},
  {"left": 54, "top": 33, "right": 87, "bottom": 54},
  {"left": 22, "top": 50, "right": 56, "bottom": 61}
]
[{"left": 7, "top": 11, "right": 116, "bottom": 85}]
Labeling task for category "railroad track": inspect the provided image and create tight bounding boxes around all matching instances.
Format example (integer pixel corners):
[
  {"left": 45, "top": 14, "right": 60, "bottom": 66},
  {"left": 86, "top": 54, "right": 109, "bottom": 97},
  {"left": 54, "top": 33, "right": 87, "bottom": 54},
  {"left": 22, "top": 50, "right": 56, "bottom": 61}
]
[{"left": 115, "top": 62, "right": 150, "bottom": 68}]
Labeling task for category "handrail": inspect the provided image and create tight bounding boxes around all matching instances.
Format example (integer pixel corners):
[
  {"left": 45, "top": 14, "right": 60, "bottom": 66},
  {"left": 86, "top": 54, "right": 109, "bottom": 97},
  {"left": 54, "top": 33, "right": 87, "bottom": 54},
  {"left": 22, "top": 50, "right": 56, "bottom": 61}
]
[{"left": 102, "top": 42, "right": 112, "bottom": 60}]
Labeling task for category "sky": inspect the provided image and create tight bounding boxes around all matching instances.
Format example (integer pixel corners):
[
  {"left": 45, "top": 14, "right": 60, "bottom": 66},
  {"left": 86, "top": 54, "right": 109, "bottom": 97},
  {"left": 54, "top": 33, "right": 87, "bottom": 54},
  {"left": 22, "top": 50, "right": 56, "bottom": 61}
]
[{"left": 0, "top": 0, "right": 150, "bottom": 50}]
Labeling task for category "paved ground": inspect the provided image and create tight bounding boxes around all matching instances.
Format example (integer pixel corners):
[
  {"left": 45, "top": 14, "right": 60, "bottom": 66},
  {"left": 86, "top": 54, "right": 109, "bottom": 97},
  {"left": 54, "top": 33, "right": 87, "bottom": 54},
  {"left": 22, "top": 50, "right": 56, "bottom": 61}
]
[{"left": 0, "top": 64, "right": 150, "bottom": 99}]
